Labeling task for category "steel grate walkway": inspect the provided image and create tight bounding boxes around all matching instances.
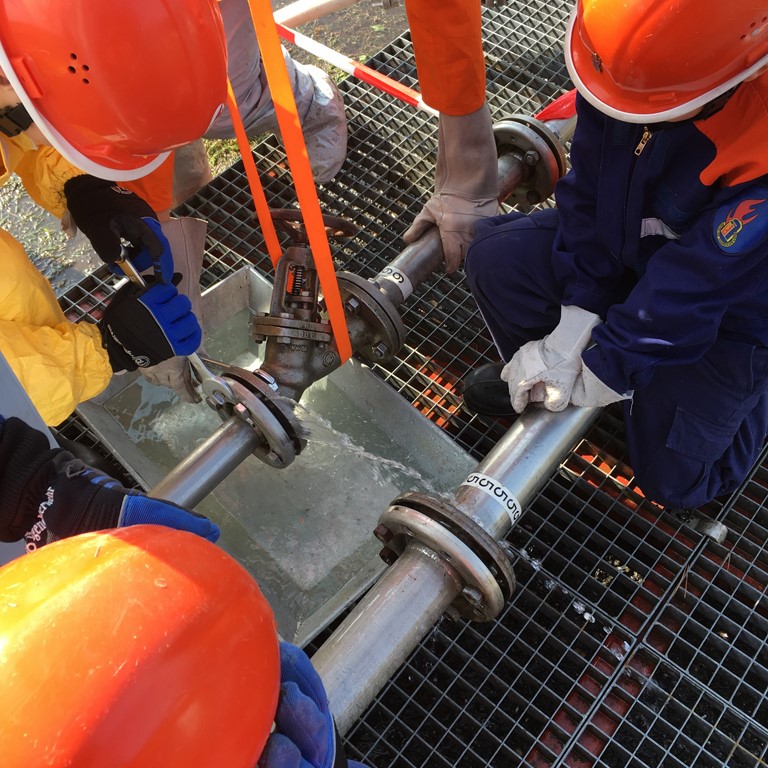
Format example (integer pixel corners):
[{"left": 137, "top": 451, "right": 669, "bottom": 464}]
[{"left": 58, "top": 2, "right": 767, "bottom": 765}]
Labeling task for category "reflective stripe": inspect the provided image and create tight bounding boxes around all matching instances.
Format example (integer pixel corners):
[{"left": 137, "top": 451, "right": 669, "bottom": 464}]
[{"left": 640, "top": 217, "right": 680, "bottom": 240}]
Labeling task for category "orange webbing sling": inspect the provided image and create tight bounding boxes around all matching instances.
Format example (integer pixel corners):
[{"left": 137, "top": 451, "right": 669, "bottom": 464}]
[{"left": 226, "top": 1, "right": 353, "bottom": 363}]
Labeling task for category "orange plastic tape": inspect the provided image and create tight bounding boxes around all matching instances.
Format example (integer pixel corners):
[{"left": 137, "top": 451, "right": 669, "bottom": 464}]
[
  {"left": 244, "top": 0, "right": 353, "bottom": 362},
  {"left": 225, "top": 81, "right": 282, "bottom": 267}
]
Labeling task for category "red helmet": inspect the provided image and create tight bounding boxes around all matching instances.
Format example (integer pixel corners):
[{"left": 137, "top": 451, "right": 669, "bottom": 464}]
[
  {"left": 0, "top": 0, "right": 228, "bottom": 180},
  {"left": 0, "top": 526, "right": 280, "bottom": 768},
  {"left": 565, "top": 0, "right": 768, "bottom": 122}
]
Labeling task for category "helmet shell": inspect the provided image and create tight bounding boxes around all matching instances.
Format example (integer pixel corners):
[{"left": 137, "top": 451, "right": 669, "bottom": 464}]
[
  {"left": 565, "top": 0, "right": 768, "bottom": 122},
  {"left": 0, "top": 0, "right": 228, "bottom": 179},
  {"left": 0, "top": 526, "right": 280, "bottom": 768}
]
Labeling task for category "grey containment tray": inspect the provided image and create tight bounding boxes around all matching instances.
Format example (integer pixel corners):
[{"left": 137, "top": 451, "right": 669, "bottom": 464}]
[{"left": 77, "top": 267, "right": 476, "bottom": 645}]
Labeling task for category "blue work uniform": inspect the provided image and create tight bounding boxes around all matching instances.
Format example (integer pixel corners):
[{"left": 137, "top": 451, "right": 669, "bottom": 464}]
[{"left": 465, "top": 76, "right": 768, "bottom": 509}]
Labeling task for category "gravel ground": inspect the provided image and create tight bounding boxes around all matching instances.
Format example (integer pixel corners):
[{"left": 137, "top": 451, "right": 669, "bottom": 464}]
[{"left": 0, "top": 175, "right": 100, "bottom": 294}]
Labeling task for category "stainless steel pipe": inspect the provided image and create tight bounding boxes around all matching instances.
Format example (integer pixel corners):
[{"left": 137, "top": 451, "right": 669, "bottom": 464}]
[
  {"left": 373, "top": 114, "right": 573, "bottom": 308},
  {"left": 148, "top": 417, "right": 260, "bottom": 507},
  {"left": 314, "top": 405, "right": 600, "bottom": 733}
]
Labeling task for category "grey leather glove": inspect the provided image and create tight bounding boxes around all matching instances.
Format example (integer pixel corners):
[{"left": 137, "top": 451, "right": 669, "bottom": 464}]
[
  {"left": 140, "top": 217, "right": 207, "bottom": 403},
  {"left": 403, "top": 102, "right": 498, "bottom": 273},
  {"left": 502, "top": 305, "right": 602, "bottom": 413},
  {"left": 571, "top": 364, "right": 632, "bottom": 409}
]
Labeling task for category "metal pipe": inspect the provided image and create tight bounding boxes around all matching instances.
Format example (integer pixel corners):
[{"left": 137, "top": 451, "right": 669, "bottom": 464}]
[
  {"left": 315, "top": 405, "right": 601, "bottom": 732},
  {"left": 148, "top": 417, "right": 260, "bottom": 507},
  {"left": 313, "top": 544, "right": 463, "bottom": 735},
  {"left": 373, "top": 150, "right": 529, "bottom": 307},
  {"left": 453, "top": 406, "right": 600, "bottom": 540},
  {"left": 274, "top": 0, "right": 362, "bottom": 28}
]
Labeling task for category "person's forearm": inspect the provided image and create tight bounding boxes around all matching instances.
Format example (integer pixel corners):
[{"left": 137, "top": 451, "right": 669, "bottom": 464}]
[{"left": 405, "top": 0, "right": 486, "bottom": 115}]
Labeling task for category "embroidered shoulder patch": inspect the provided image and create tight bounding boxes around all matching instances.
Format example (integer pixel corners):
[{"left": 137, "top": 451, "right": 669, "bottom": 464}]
[{"left": 713, "top": 187, "right": 768, "bottom": 254}]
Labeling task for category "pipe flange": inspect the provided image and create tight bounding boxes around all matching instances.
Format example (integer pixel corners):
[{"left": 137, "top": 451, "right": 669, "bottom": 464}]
[
  {"left": 214, "top": 377, "right": 298, "bottom": 469},
  {"left": 251, "top": 314, "right": 333, "bottom": 345},
  {"left": 378, "top": 491, "right": 516, "bottom": 621},
  {"left": 493, "top": 115, "right": 567, "bottom": 209},
  {"left": 336, "top": 271, "right": 406, "bottom": 362},
  {"left": 221, "top": 367, "right": 307, "bottom": 457}
]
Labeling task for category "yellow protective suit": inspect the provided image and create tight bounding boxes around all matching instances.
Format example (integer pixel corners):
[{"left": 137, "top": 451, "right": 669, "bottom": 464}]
[
  {"left": 0, "top": 133, "right": 112, "bottom": 426},
  {"left": 0, "top": 129, "right": 177, "bottom": 426}
]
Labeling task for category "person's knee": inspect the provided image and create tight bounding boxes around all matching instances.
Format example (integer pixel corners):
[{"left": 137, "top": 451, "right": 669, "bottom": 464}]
[
  {"left": 465, "top": 230, "right": 501, "bottom": 293},
  {"left": 630, "top": 421, "right": 760, "bottom": 509},
  {"left": 466, "top": 209, "right": 557, "bottom": 293}
]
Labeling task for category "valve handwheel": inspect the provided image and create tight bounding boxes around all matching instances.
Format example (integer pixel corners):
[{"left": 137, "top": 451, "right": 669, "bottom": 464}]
[{"left": 268, "top": 208, "right": 357, "bottom": 244}]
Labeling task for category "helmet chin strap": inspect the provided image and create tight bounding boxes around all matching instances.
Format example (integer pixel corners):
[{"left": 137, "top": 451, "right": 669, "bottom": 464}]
[
  {"left": 0, "top": 102, "right": 32, "bottom": 137},
  {"left": 693, "top": 85, "right": 740, "bottom": 122}
]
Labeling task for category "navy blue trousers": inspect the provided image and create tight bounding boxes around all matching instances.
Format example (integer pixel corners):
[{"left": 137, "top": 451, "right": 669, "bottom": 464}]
[{"left": 465, "top": 209, "right": 768, "bottom": 508}]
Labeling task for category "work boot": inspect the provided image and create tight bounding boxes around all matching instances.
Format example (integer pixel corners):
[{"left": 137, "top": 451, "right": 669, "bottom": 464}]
[{"left": 461, "top": 362, "right": 516, "bottom": 417}]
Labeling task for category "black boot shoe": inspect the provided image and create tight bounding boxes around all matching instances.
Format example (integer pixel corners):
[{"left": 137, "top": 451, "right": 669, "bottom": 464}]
[{"left": 461, "top": 362, "right": 516, "bottom": 417}]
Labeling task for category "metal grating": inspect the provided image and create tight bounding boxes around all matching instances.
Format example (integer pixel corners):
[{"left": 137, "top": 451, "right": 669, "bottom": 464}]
[{"left": 57, "top": 2, "right": 768, "bottom": 766}]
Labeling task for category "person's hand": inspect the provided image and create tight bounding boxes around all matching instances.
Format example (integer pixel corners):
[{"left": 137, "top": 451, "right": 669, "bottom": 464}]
[
  {"left": 403, "top": 103, "right": 498, "bottom": 274},
  {"left": 141, "top": 357, "right": 201, "bottom": 403},
  {"left": 501, "top": 305, "right": 602, "bottom": 413},
  {"left": 0, "top": 416, "right": 220, "bottom": 549},
  {"left": 571, "top": 364, "right": 632, "bottom": 409},
  {"left": 139, "top": 217, "right": 208, "bottom": 403},
  {"left": 63, "top": 174, "right": 173, "bottom": 283},
  {"left": 259, "top": 642, "right": 368, "bottom": 768},
  {"left": 99, "top": 277, "right": 202, "bottom": 373}
]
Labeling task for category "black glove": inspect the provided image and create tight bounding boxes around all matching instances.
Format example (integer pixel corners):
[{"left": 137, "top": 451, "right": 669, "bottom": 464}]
[
  {"left": 0, "top": 416, "right": 220, "bottom": 551},
  {"left": 99, "top": 275, "right": 202, "bottom": 372},
  {"left": 63, "top": 174, "right": 173, "bottom": 283}
]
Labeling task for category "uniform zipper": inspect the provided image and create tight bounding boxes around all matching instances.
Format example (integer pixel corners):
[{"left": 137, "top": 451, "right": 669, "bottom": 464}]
[{"left": 634, "top": 127, "right": 653, "bottom": 156}]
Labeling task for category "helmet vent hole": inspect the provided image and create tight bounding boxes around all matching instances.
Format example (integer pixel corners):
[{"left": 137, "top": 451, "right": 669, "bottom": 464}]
[{"left": 67, "top": 56, "right": 91, "bottom": 83}]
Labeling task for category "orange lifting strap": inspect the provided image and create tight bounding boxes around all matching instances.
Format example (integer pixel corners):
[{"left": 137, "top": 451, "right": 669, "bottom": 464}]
[
  {"left": 225, "top": 2, "right": 353, "bottom": 363},
  {"left": 226, "top": 81, "right": 283, "bottom": 265}
]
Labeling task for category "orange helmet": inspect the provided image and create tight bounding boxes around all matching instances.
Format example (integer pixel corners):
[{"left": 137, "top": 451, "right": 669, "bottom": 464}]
[
  {"left": 0, "top": 0, "right": 228, "bottom": 180},
  {"left": 0, "top": 526, "right": 280, "bottom": 768},
  {"left": 565, "top": 0, "right": 768, "bottom": 122}
]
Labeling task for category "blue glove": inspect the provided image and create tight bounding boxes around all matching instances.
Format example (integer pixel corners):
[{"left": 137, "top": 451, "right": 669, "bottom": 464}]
[
  {"left": 259, "top": 643, "right": 368, "bottom": 768},
  {"left": 64, "top": 175, "right": 174, "bottom": 284},
  {"left": 117, "top": 492, "right": 220, "bottom": 542},
  {"left": 0, "top": 416, "right": 220, "bottom": 548},
  {"left": 110, "top": 217, "right": 174, "bottom": 284},
  {"left": 74, "top": 465, "right": 220, "bottom": 543},
  {"left": 99, "top": 276, "right": 202, "bottom": 372}
]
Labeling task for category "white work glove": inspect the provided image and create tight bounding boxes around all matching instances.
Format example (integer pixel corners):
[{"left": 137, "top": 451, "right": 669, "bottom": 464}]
[
  {"left": 571, "top": 364, "right": 632, "bottom": 408},
  {"left": 140, "top": 217, "right": 208, "bottom": 403},
  {"left": 403, "top": 102, "right": 499, "bottom": 274},
  {"left": 501, "top": 305, "right": 602, "bottom": 413}
]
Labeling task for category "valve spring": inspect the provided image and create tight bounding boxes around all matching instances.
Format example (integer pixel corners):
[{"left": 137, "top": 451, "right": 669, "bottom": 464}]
[{"left": 290, "top": 265, "right": 306, "bottom": 296}]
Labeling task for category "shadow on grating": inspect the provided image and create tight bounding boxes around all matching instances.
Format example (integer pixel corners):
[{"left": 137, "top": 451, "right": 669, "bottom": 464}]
[
  {"left": 55, "top": 1, "right": 768, "bottom": 766},
  {"left": 567, "top": 648, "right": 768, "bottom": 768},
  {"left": 342, "top": 558, "right": 635, "bottom": 768}
]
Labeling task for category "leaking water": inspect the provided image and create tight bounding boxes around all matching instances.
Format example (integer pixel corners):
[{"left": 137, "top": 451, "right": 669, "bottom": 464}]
[{"left": 103, "top": 306, "right": 475, "bottom": 642}]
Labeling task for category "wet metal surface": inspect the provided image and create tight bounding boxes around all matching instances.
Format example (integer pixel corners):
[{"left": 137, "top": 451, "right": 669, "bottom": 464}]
[{"left": 55, "top": 2, "right": 768, "bottom": 765}]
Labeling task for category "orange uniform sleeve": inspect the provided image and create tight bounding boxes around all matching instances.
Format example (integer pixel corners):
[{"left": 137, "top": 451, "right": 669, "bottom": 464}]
[
  {"left": 697, "top": 74, "right": 768, "bottom": 188},
  {"left": 405, "top": 0, "right": 487, "bottom": 115},
  {"left": 122, "top": 153, "right": 176, "bottom": 214}
]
